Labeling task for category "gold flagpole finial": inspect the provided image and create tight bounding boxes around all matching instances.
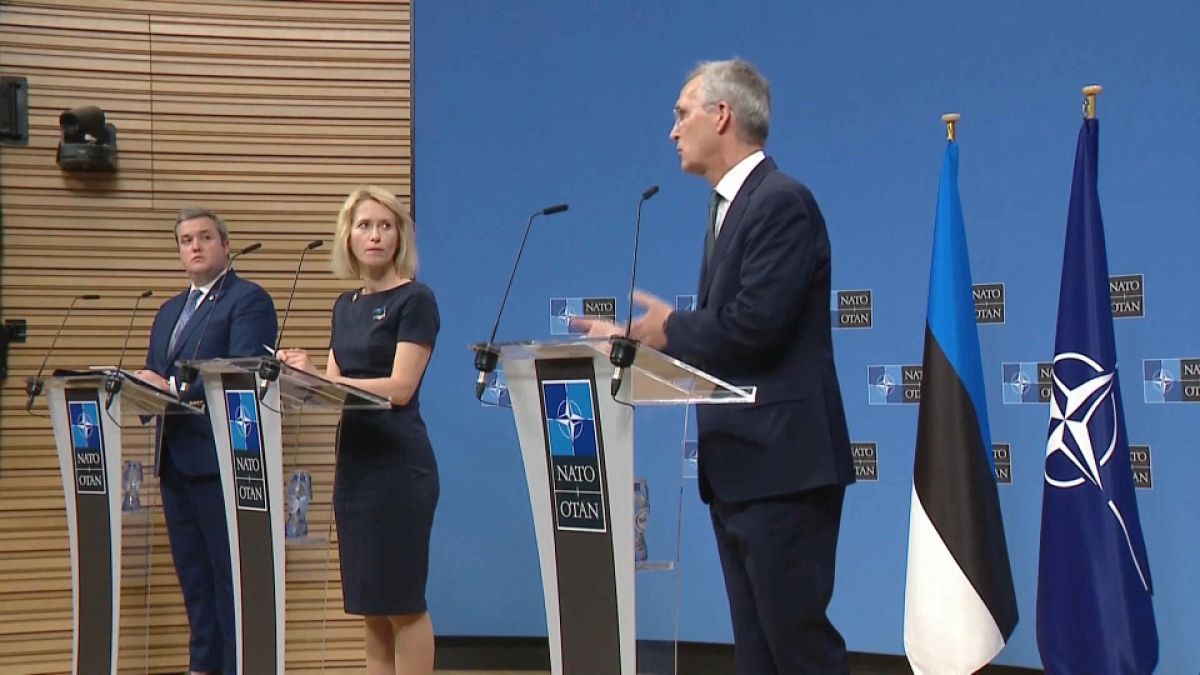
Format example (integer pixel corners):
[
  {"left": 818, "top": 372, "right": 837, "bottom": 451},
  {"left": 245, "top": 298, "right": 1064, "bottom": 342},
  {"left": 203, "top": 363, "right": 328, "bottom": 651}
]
[
  {"left": 1082, "top": 84, "right": 1103, "bottom": 119},
  {"left": 941, "top": 113, "right": 961, "bottom": 142}
]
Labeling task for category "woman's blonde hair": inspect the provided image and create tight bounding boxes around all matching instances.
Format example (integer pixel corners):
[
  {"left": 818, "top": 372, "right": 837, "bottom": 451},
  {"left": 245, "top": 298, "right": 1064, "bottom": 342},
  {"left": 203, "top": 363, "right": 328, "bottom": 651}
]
[{"left": 331, "top": 186, "right": 419, "bottom": 280}]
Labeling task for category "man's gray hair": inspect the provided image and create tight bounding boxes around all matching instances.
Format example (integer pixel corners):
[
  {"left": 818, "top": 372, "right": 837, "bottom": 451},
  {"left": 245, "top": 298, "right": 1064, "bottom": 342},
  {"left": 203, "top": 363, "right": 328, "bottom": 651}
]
[
  {"left": 174, "top": 207, "right": 230, "bottom": 242},
  {"left": 688, "top": 58, "right": 771, "bottom": 145}
]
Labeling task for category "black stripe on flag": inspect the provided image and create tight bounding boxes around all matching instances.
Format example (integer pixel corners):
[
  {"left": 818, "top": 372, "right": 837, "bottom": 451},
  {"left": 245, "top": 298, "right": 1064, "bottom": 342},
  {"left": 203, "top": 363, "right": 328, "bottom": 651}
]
[{"left": 915, "top": 325, "right": 1019, "bottom": 639}]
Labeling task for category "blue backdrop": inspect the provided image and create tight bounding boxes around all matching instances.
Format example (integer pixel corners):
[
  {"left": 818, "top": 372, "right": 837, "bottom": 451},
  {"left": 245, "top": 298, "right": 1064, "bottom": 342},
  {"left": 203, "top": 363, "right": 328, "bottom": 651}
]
[{"left": 412, "top": 1, "right": 1199, "bottom": 670}]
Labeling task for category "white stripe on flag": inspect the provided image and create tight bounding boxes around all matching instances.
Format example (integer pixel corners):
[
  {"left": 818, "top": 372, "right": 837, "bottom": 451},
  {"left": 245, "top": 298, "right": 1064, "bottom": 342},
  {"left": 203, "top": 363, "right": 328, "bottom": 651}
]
[{"left": 904, "top": 487, "right": 1005, "bottom": 675}]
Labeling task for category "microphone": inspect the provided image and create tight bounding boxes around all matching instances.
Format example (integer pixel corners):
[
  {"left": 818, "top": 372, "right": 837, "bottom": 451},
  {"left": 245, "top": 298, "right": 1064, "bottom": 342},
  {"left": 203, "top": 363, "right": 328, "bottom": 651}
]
[
  {"left": 474, "top": 202, "right": 570, "bottom": 399},
  {"left": 260, "top": 239, "right": 323, "bottom": 393},
  {"left": 273, "top": 239, "right": 323, "bottom": 352},
  {"left": 104, "top": 290, "right": 154, "bottom": 407},
  {"left": 177, "top": 242, "right": 262, "bottom": 396},
  {"left": 610, "top": 185, "right": 659, "bottom": 397},
  {"left": 26, "top": 293, "right": 101, "bottom": 413}
]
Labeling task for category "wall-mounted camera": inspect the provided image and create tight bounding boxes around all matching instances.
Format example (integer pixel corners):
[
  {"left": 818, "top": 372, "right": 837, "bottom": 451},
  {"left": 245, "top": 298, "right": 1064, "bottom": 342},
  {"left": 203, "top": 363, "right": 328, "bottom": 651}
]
[
  {"left": 57, "top": 106, "right": 118, "bottom": 171},
  {"left": 0, "top": 76, "right": 29, "bottom": 145}
]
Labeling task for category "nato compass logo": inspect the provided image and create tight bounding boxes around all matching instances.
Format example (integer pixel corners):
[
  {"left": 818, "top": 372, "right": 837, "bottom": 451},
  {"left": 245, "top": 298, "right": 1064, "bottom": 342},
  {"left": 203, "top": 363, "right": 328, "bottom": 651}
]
[
  {"left": 867, "top": 364, "right": 921, "bottom": 404},
  {"left": 682, "top": 438, "right": 698, "bottom": 478},
  {"left": 675, "top": 295, "right": 697, "bottom": 312},
  {"left": 1001, "top": 361, "right": 1053, "bottom": 404},
  {"left": 972, "top": 283, "right": 1005, "bottom": 324},
  {"left": 851, "top": 442, "right": 878, "bottom": 480},
  {"left": 1130, "top": 445, "right": 1152, "bottom": 489},
  {"left": 1110, "top": 273, "right": 1144, "bottom": 319},
  {"left": 550, "top": 297, "right": 617, "bottom": 335},
  {"left": 1142, "top": 358, "right": 1200, "bottom": 403},
  {"left": 479, "top": 367, "right": 511, "bottom": 407},
  {"left": 68, "top": 400, "right": 106, "bottom": 494},
  {"left": 225, "top": 390, "right": 267, "bottom": 511},
  {"left": 1046, "top": 352, "right": 1150, "bottom": 590},
  {"left": 831, "top": 289, "right": 872, "bottom": 329},
  {"left": 992, "top": 443, "right": 1012, "bottom": 484},
  {"left": 542, "top": 379, "right": 607, "bottom": 532}
]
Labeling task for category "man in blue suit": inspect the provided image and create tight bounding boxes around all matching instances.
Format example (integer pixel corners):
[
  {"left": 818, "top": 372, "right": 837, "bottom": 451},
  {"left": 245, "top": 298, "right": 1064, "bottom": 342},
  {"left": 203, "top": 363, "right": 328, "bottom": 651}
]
[
  {"left": 630, "top": 60, "right": 856, "bottom": 674},
  {"left": 135, "top": 207, "right": 276, "bottom": 675}
]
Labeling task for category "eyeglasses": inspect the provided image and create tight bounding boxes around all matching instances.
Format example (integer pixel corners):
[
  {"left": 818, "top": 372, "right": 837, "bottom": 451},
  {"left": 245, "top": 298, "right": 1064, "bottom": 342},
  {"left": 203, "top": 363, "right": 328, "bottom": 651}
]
[{"left": 672, "top": 101, "right": 721, "bottom": 126}]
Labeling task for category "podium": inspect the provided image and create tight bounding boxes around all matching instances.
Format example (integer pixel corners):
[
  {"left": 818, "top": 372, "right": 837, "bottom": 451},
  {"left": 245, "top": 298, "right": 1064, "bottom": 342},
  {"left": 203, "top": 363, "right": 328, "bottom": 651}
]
[
  {"left": 46, "top": 369, "right": 203, "bottom": 675},
  {"left": 181, "top": 356, "right": 389, "bottom": 675},
  {"left": 479, "top": 338, "right": 754, "bottom": 675}
]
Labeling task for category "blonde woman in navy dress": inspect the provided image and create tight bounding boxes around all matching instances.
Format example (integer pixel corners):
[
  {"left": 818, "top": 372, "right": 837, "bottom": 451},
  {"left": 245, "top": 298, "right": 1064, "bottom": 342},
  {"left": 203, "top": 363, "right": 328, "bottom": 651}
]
[{"left": 278, "top": 186, "right": 439, "bottom": 675}]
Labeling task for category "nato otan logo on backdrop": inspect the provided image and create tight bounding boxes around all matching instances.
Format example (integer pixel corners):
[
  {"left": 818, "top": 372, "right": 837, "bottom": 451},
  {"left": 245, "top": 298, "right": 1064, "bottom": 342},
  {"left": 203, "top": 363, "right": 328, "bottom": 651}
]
[
  {"left": 831, "top": 289, "right": 872, "bottom": 329},
  {"left": 851, "top": 442, "right": 878, "bottom": 481},
  {"left": 992, "top": 443, "right": 1012, "bottom": 484},
  {"left": 550, "top": 297, "right": 617, "bottom": 335},
  {"left": 542, "top": 379, "right": 607, "bottom": 533},
  {"left": 480, "top": 367, "right": 511, "bottom": 407},
  {"left": 1110, "top": 273, "right": 1145, "bottom": 318},
  {"left": 682, "top": 438, "right": 698, "bottom": 479},
  {"left": 69, "top": 400, "right": 106, "bottom": 495},
  {"left": 973, "top": 282, "right": 1005, "bottom": 324},
  {"left": 1001, "top": 361, "right": 1053, "bottom": 404},
  {"left": 867, "top": 364, "right": 922, "bottom": 404},
  {"left": 226, "top": 390, "right": 268, "bottom": 511},
  {"left": 1142, "top": 357, "right": 1200, "bottom": 403}
]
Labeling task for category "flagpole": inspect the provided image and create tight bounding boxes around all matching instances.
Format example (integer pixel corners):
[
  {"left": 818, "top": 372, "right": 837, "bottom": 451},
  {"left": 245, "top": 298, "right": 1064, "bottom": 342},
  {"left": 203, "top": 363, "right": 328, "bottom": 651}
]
[
  {"left": 1082, "top": 84, "right": 1103, "bottom": 119},
  {"left": 941, "top": 112, "right": 960, "bottom": 141}
]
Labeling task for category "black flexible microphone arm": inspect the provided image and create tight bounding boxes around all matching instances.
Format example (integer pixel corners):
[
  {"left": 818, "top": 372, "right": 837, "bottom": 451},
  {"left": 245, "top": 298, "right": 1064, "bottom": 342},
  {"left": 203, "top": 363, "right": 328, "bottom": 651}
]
[
  {"left": 177, "top": 242, "right": 261, "bottom": 396},
  {"left": 610, "top": 185, "right": 660, "bottom": 397},
  {"left": 259, "top": 239, "right": 323, "bottom": 394},
  {"left": 274, "top": 239, "right": 323, "bottom": 353},
  {"left": 474, "top": 203, "right": 569, "bottom": 399},
  {"left": 26, "top": 293, "right": 101, "bottom": 412},
  {"left": 105, "top": 289, "right": 154, "bottom": 406}
]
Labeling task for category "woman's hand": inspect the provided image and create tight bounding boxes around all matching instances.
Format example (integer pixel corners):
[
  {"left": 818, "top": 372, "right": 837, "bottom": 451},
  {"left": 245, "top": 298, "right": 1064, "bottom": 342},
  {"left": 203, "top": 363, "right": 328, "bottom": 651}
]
[{"left": 276, "top": 348, "right": 317, "bottom": 374}]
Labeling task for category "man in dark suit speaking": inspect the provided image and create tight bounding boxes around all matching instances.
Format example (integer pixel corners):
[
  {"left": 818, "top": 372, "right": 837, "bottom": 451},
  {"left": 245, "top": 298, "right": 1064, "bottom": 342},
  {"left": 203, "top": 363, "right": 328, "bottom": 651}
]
[
  {"left": 135, "top": 207, "right": 276, "bottom": 675},
  {"left": 589, "top": 59, "right": 855, "bottom": 674}
]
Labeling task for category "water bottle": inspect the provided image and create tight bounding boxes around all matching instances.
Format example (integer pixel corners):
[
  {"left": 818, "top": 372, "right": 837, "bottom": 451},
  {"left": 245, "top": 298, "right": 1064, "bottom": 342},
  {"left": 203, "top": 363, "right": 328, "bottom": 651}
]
[
  {"left": 633, "top": 478, "right": 649, "bottom": 562},
  {"left": 121, "top": 460, "right": 143, "bottom": 512},
  {"left": 286, "top": 470, "right": 312, "bottom": 538}
]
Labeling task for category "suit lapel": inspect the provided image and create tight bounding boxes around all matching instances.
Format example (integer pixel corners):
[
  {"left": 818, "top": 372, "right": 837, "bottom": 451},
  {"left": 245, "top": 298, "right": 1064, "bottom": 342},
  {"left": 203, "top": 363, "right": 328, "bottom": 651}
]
[
  {"left": 167, "top": 271, "right": 236, "bottom": 364},
  {"left": 699, "top": 157, "right": 776, "bottom": 306}
]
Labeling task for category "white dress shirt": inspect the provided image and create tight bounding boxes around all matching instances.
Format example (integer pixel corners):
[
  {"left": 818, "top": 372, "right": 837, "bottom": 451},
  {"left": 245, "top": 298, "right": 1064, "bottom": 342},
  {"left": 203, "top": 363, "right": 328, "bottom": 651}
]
[{"left": 712, "top": 150, "right": 766, "bottom": 237}]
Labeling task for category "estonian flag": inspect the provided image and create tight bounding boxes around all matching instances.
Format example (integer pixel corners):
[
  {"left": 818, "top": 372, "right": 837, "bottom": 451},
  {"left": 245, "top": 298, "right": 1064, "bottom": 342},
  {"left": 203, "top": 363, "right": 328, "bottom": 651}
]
[
  {"left": 1036, "top": 116, "right": 1158, "bottom": 674},
  {"left": 904, "top": 138, "right": 1019, "bottom": 674}
]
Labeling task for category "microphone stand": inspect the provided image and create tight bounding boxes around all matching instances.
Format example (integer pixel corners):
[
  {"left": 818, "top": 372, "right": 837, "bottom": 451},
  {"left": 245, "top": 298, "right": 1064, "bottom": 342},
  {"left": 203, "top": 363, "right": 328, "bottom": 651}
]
[
  {"left": 474, "top": 203, "right": 569, "bottom": 399},
  {"left": 25, "top": 293, "right": 101, "bottom": 413},
  {"left": 104, "top": 289, "right": 154, "bottom": 410},
  {"left": 610, "top": 185, "right": 659, "bottom": 397},
  {"left": 259, "top": 239, "right": 323, "bottom": 396}
]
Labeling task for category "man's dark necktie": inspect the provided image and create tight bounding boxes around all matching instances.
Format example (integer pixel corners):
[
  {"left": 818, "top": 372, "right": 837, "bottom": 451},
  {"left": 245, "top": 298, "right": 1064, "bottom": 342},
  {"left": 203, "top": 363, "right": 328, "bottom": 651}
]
[
  {"left": 704, "top": 190, "right": 721, "bottom": 267},
  {"left": 168, "top": 288, "right": 202, "bottom": 353}
]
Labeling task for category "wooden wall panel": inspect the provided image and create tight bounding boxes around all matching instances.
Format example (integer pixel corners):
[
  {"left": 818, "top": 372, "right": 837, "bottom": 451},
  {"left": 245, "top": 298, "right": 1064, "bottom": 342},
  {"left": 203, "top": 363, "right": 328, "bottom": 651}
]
[{"left": 0, "top": 1, "right": 412, "bottom": 672}]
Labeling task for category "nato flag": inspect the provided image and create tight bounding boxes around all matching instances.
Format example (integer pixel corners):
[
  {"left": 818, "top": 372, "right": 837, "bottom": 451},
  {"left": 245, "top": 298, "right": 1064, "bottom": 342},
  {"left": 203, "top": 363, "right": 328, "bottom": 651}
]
[{"left": 1037, "top": 117, "right": 1158, "bottom": 674}]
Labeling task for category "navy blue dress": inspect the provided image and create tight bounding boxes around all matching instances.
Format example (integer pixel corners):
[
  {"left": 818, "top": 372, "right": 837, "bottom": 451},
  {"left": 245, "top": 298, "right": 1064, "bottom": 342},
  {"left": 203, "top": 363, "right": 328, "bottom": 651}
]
[{"left": 330, "top": 281, "right": 440, "bottom": 615}]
